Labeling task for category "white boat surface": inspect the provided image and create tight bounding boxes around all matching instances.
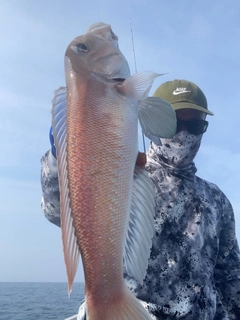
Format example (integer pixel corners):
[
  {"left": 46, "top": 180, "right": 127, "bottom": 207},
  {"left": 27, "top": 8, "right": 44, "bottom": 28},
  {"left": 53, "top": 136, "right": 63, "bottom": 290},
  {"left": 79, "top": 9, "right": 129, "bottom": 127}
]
[{"left": 64, "top": 314, "right": 78, "bottom": 320}]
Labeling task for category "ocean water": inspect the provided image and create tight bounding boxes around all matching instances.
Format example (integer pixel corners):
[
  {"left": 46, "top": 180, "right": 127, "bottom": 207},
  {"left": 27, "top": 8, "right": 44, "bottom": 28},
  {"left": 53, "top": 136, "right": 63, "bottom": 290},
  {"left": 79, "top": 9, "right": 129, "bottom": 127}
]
[{"left": 0, "top": 282, "right": 85, "bottom": 320}]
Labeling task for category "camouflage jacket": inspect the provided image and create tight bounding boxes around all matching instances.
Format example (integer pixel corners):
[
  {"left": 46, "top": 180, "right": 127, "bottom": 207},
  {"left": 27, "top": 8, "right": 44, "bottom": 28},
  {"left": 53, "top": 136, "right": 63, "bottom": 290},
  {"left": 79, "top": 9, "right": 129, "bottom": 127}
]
[{"left": 41, "top": 144, "right": 240, "bottom": 320}]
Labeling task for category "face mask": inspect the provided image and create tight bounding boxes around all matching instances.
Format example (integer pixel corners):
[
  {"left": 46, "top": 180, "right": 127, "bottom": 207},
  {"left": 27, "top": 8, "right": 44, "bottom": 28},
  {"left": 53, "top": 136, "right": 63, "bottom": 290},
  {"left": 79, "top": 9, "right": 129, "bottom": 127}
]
[{"left": 159, "top": 131, "right": 202, "bottom": 168}]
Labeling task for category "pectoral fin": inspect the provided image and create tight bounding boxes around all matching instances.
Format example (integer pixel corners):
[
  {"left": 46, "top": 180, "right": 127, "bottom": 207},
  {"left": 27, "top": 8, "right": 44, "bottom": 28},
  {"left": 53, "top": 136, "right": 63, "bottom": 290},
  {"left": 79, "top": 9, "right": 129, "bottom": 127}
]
[
  {"left": 139, "top": 97, "right": 177, "bottom": 145},
  {"left": 117, "top": 71, "right": 165, "bottom": 100}
]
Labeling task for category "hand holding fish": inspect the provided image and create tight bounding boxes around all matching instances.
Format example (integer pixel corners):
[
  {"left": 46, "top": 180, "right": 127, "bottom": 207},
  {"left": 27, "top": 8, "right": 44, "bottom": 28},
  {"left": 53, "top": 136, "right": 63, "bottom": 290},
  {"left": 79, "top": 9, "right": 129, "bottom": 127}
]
[{"left": 136, "top": 152, "right": 147, "bottom": 167}]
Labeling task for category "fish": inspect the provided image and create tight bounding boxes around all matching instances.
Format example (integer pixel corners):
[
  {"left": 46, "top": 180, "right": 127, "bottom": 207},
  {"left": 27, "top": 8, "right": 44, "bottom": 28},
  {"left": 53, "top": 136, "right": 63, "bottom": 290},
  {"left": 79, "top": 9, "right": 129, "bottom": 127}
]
[{"left": 51, "top": 22, "right": 176, "bottom": 320}]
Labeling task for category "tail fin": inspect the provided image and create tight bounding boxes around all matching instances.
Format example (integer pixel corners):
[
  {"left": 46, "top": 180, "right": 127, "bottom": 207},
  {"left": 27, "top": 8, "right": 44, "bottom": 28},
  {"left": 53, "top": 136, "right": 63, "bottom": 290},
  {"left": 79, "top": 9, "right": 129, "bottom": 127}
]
[{"left": 86, "top": 285, "right": 152, "bottom": 320}]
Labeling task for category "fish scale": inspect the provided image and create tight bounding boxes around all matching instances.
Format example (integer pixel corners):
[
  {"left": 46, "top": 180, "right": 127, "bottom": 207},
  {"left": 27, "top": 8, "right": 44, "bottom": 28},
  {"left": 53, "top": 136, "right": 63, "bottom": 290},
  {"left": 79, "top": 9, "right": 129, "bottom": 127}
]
[{"left": 66, "top": 81, "right": 137, "bottom": 298}]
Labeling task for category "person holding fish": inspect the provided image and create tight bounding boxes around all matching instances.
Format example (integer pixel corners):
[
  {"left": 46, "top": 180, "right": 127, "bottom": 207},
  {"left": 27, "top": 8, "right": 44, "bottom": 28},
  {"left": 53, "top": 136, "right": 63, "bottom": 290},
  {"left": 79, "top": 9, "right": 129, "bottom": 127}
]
[{"left": 41, "top": 22, "right": 240, "bottom": 320}]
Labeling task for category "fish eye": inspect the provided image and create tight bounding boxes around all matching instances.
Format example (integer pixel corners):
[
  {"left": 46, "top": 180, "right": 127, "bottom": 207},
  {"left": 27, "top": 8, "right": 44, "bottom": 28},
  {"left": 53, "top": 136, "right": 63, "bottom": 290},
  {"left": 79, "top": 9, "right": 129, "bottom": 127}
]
[{"left": 71, "top": 43, "right": 89, "bottom": 54}]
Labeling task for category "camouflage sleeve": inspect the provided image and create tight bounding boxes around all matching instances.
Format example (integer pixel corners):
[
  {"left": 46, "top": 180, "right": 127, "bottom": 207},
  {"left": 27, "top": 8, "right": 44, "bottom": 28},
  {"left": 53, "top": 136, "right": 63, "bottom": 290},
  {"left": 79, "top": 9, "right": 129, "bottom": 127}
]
[
  {"left": 214, "top": 194, "right": 240, "bottom": 319},
  {"left": 40, "top": 150, "right": 61, "bottom": 227}
]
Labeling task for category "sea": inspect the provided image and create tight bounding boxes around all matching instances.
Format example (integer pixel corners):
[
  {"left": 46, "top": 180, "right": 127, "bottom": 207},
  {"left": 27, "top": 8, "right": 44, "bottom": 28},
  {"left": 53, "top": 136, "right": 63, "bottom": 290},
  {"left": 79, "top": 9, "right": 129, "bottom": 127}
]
[{"left": 0, "top": 282, "right": 85, "bottom": 320}]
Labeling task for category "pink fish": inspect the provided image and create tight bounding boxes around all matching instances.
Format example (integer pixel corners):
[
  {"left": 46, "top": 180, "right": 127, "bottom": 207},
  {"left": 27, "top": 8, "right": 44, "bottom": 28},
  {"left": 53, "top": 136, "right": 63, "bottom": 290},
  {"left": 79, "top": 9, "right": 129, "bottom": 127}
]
[{"left": 52, "top": 22, "right": 176, "bottom": 320}]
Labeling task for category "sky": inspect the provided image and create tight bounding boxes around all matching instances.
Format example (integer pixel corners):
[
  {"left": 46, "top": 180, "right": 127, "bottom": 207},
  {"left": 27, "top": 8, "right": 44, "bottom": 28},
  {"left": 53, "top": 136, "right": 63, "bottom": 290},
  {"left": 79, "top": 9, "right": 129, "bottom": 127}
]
[{"left": 0, "top": 0, "right": 240, "bottom": 285}]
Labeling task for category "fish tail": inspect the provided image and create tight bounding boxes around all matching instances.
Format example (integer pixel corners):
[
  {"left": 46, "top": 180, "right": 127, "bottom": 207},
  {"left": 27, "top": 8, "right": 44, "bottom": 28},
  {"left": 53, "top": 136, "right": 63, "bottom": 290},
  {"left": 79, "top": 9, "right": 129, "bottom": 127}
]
[{"left": 86, "top": 285, "right": 152, "bottom": 320}]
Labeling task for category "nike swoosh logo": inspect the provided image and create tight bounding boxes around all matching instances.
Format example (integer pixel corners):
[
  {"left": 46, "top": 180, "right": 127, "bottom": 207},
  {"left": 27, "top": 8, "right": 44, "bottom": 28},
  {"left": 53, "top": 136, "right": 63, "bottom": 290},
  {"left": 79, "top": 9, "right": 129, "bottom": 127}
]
[{"left": 173, "top": 89, "right": 191, "bottom": 95}]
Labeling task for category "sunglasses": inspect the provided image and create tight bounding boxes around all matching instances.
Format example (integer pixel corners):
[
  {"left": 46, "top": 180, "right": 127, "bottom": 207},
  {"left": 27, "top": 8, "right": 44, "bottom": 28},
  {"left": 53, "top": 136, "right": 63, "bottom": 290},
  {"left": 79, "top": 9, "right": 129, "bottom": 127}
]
[{"left": 176, "top": 119, "right": 209, "bottom": 135}]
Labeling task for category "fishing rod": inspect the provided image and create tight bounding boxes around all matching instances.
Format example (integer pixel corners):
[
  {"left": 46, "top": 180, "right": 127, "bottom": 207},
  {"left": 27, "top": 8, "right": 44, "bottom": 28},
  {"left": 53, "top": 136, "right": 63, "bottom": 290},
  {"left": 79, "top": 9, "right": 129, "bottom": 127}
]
[{"left": 129, "top": 17, "right": 146, "bottom": 153}]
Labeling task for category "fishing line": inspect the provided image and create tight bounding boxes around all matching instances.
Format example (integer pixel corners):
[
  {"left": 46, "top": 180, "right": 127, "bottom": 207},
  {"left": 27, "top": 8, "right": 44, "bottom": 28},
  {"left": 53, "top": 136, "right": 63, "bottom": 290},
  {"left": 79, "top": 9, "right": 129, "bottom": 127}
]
[
  {"left": 129, "top": 17, "right": 137, "bottom": 74},
  {"left": 129, "top": 17, "right": 146, "bottom": 153}
]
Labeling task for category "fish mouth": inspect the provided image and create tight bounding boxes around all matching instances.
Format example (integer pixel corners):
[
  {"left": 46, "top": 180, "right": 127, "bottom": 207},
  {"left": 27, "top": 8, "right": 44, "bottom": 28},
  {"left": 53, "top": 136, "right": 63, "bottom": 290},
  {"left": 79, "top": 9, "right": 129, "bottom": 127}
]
[{"left": 112, "top": 78, "right": 125, "bottom": 82}]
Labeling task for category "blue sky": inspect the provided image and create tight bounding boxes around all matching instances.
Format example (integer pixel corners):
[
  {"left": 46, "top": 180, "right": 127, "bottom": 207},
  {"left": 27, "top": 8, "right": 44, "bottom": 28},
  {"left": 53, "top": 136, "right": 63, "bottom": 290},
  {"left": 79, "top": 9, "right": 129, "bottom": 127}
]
[{"left": 0, "top": 0, "right": 240, "bottom": 284}]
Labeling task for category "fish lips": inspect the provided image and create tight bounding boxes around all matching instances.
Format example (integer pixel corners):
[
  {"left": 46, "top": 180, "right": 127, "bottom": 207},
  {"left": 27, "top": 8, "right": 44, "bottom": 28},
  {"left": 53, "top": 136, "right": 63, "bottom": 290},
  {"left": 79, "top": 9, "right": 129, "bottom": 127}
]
[{"left": 112, "top": 78, "right": 125, "bottom": 82}]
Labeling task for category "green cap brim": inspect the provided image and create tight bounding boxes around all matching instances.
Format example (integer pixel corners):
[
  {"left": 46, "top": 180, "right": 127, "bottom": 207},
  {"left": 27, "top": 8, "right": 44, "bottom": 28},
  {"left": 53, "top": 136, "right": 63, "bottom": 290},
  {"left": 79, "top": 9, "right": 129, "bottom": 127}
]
[{"left": 172, "top": 102, "right": 214, "bottom": 116}]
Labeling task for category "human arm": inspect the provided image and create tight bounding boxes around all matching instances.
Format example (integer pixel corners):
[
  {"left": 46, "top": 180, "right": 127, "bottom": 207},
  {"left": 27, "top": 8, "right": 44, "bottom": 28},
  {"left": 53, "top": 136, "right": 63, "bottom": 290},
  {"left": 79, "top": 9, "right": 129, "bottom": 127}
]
[
  {"left": 41, "top": 149, "right": 61, "bottom": 227},
  {"left": 41, "top": 127, "right": 61, "bottom": 226},
  {"left": 214, "top": 194, "right": 240, "bottom": 319}
]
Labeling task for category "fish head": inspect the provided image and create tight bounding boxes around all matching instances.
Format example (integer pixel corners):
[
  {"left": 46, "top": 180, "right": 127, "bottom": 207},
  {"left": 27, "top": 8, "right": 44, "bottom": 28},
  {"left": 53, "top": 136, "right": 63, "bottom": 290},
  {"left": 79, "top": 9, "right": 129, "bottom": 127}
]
[{"left": 64, "top": 22, "right": 130, "bottom": 82}]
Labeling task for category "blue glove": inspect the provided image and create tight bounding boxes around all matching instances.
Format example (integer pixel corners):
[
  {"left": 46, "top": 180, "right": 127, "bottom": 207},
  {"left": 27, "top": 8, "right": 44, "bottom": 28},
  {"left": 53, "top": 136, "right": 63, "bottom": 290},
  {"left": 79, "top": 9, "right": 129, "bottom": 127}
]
[{"left": 49, "top": 126, "right": 56, "bottom": 158}]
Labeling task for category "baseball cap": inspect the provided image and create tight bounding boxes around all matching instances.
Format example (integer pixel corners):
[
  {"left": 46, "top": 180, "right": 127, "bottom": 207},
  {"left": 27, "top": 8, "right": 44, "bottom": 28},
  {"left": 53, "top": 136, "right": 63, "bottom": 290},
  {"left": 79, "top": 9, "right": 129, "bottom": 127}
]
[{"left": 153, "top": 79, "right": 214, "bottom": 116}]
